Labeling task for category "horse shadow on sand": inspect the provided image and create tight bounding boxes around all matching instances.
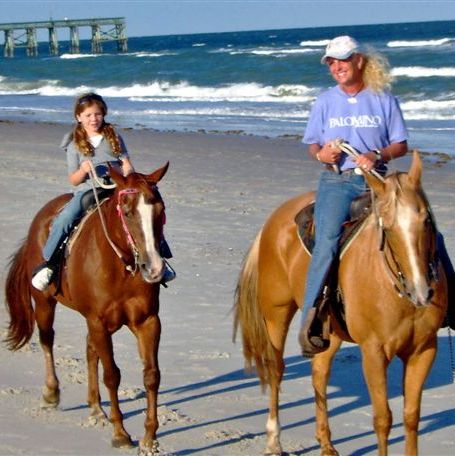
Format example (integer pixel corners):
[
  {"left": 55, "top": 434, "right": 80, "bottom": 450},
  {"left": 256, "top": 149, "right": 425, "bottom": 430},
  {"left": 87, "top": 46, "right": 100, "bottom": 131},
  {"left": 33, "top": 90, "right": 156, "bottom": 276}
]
[
  {"left": 123, "top": 333, "right": 454, "bottom": 454},
  {"left": 63, "top": 334, "right": 455, "bottom": 454}
]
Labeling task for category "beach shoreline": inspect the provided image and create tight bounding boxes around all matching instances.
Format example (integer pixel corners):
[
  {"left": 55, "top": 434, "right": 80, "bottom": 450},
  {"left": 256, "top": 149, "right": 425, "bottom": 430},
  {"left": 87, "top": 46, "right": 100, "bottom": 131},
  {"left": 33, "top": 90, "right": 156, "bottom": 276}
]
[
  {"left": 1, "top": 120, "right": 454, "bottom": 455},
  {"left": 2, "top": 116, "right": 455, "bottom": 158}
]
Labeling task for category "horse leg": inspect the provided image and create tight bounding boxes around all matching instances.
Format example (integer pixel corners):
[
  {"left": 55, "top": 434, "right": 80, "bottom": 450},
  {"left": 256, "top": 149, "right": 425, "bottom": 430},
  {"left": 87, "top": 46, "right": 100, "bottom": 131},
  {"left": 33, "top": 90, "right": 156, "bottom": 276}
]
[
  {"left": 132, "top": 314, "right": 161, "bottom": 456},
  {"left": 265, "top": 349, "right": 284, "bottom": 456},
  {"left": 361, "top": 347, "right": 391, "bottom": 456},
  {"left": 312, "top": 335, "right": 342, "bottom": 456},
  {"left": 34, "top": 296, "right": 60, "bottom": 408},
  {"left": 263, "top": 305, "right": 296, "bottom": 455},
  {"left": 86, "top": 333, "right": 109, "bottom": 425},
  {"left": 87, "top": 323, "right": 133, "bottom": 449},
  {"left": 402, "top": 345, "right": 437, "bottom": 456}
]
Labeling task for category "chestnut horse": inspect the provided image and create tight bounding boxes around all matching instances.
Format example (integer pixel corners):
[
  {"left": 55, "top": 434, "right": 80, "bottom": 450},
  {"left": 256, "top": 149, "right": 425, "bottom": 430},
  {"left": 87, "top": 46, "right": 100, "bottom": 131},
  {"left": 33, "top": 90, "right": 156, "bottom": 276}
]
[
  {"left": 234, "top": 151, "right": 447, "bottom": 456},
  {"left": 4, "top": 163, "right": 169, "bottom": 455}
]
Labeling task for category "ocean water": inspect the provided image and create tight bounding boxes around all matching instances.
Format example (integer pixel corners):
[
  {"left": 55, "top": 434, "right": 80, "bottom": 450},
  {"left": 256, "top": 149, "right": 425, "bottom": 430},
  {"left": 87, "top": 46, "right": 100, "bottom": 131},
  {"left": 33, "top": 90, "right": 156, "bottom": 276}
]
[{"left": 0, "top": 20, "right": 454, "bottom": 155}]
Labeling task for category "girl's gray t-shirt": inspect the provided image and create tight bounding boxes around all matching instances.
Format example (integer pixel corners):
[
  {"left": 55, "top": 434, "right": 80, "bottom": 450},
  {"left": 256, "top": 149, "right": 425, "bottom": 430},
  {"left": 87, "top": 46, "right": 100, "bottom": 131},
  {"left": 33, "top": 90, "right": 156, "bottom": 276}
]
[{"left": 60, "top": 132, "right": 129, "bottom": 193}]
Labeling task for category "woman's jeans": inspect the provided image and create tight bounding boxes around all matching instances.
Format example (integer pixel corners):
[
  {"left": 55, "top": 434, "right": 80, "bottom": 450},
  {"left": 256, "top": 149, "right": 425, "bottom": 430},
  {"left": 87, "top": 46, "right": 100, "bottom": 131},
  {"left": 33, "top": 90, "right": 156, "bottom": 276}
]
[
  {"left": 43, "top": 191, "right": 86, "bottom": 262},
  {"left": 300, "top": 170, "right": 367, "bottom": 326}
]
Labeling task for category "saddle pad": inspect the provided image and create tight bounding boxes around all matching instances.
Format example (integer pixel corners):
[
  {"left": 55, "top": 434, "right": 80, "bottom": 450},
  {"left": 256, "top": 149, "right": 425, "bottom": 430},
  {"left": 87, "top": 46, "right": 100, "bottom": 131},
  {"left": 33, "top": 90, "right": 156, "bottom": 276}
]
[{"left": 66, "top": 198, "right": 110, "bottom": 257}]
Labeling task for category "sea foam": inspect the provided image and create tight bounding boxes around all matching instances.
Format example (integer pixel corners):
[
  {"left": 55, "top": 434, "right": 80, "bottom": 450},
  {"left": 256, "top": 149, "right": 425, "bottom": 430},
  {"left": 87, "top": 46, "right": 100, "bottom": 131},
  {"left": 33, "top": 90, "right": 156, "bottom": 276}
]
[
  {"left": 393, "top": 66, "right": 455, "bottom": 77},
  {"left": 387, "top": 38, "right": 453, "bottom": 47}
]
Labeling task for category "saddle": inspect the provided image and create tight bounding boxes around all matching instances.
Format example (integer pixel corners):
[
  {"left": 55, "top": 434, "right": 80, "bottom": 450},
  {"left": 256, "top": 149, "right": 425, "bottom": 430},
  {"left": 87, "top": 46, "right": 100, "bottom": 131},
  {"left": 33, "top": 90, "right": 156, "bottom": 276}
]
[
  {"left": 295, "top": 192, "right": 372, "bottom": 350},
  {"left": 295, "top": 192, "right": 372, "bottom": 256},
  {"left": 47, "top": 188, "right": 114, "bottom": 293}
]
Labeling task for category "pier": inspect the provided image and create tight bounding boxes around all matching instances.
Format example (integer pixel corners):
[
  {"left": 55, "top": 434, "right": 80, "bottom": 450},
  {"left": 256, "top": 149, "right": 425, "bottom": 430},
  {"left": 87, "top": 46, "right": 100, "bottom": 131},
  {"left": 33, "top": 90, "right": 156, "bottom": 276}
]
[{"left": 0, "top": 17, "right": 127, "bottom": 57}]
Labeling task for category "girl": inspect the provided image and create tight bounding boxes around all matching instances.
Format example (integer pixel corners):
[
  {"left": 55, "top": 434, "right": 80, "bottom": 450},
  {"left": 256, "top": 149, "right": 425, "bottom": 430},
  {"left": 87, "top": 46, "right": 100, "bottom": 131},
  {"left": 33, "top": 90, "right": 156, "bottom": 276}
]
[{"left": 32, "top": 92, "right": 175, "bottom": 290}]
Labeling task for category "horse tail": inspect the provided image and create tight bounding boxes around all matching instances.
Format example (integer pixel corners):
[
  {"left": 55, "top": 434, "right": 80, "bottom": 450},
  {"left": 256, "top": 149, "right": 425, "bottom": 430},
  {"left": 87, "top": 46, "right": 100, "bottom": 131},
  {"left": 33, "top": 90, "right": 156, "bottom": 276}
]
[
  {"left": 4, "top": 240, "right": 35, "bottom": 351},
  {"left": 233, "top": 229, "right": 277, "bottom": 389}
]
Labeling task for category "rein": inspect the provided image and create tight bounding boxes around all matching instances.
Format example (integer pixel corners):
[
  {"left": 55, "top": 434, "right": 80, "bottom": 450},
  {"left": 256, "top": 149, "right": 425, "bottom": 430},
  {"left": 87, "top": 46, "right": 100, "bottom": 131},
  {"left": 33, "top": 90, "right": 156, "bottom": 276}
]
[{"left": 378, "top": 224, "right": 412, "bottom": 300}]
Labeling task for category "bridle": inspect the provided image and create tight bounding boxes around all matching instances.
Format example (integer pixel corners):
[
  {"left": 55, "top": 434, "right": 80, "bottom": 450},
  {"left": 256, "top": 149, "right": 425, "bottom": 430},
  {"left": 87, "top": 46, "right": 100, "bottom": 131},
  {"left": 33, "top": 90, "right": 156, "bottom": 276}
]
[
  {"left": 114, "top": 184, "right": 164, "bottom": 274},
  {"left": 88, "top": 164, "right": 161, "bottom": 275},
  {"left": 335, "top": 141, "right": 440, "bottom": 304},
  {"left": 116, "top": 188, "right": 141, "bottom": 273},
  {"left": 372, "top": 189, "right": 440, "bottom": 304}
]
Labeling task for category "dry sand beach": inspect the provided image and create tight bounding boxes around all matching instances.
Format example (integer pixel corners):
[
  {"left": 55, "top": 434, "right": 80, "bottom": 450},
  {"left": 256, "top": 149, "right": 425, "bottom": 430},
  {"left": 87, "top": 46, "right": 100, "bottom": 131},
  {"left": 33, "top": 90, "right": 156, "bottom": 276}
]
[{"left": 1, "top": 121, "right": 454, "bottom": 455}]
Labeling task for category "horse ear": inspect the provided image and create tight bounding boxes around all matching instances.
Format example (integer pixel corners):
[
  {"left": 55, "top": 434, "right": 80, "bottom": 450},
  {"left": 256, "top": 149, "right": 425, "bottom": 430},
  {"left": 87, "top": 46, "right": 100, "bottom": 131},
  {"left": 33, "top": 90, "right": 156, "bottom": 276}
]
[
  {"left": 147, "top": 161, "right": 169, "bottom": 184},
  {"left": 108, "top": 164, "right": 127, "bottom": 187},
  {"left": 408, "top": 150, "right": 422, "bottom": 187},
  {"left": 365, "top": 171, "right": 385, "bottom": 196}
]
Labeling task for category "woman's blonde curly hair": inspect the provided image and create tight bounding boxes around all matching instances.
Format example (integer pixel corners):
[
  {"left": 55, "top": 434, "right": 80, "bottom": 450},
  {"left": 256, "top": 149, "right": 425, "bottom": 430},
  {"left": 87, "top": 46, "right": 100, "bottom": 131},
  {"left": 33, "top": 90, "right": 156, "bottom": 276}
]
[
  {"left": 362, "top": 48, "right": 393, "bottom": 93},
  {"left": 72, "top": 93, "right": 122, "bottom": 157}
]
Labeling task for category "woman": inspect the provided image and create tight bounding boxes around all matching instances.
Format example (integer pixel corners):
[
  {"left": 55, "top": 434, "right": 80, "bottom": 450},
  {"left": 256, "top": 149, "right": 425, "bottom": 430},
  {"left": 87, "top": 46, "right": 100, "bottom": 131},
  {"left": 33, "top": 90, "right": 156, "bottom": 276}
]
[
  {"left": 32, "top": 92, "right": 175, "bottom": 291},
  {"left": 299, "top": 36, "right": 408, "bottom": 355}
]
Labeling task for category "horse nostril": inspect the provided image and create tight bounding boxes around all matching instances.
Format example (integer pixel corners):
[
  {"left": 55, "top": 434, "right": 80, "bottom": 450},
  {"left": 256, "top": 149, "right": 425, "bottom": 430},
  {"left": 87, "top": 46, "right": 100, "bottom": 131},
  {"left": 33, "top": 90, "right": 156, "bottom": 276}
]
[{"left": 427, "top": 288, "right": 434, "bottom": 302}]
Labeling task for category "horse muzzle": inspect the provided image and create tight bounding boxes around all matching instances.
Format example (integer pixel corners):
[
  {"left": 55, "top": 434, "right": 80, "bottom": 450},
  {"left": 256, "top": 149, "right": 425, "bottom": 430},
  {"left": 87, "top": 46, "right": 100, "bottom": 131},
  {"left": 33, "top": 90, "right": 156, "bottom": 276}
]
[
  {"left": 407, "top": 281, "right": 434, "bottom": 307},
  {"left": 139, "top": 257, "right": 165, "bottom": 284}
]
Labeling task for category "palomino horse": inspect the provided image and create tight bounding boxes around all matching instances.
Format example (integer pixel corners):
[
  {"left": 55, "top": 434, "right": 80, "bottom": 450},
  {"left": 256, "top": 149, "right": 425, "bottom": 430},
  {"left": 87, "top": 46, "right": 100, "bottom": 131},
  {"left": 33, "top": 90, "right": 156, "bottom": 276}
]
[
  {"left": 234, "top": 151, "right": 447, "bottom": 455},
  {"left": 4, "top": 163, "right": 169, "bottom": 455}
]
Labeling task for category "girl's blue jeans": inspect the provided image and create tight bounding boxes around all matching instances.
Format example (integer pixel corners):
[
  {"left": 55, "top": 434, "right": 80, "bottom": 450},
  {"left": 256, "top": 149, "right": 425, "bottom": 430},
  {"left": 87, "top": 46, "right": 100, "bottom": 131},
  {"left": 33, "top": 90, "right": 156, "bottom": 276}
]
[
  {"left": 300, "top": 170, "right": 367, "bottom": 325},
  {"left": 43, "top": 191, "right": 86, "bottom": 262}
]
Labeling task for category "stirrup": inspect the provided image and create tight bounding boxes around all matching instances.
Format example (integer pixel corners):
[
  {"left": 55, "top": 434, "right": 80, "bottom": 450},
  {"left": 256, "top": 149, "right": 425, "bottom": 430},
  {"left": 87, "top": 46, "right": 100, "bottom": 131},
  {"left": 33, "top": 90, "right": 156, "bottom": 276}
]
[
  {"left": 298, "top": 308, "right": 330, "bottom": 358},
  {"left": 160, "top": 260, "right": 176, "bottom": 288}
]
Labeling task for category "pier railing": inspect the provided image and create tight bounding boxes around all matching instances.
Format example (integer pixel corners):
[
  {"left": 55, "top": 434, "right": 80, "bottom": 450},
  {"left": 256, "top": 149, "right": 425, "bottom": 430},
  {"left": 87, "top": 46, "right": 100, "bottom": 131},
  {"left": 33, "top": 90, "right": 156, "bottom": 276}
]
[{"left": 0, "top": 17, "right": 127, "bottom": 57}]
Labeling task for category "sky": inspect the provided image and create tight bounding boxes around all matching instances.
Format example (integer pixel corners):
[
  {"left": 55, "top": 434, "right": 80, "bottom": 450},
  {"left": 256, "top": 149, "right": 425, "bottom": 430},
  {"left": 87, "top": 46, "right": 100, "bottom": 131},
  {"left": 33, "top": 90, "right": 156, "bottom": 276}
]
[{"left": 0, "top": 0, "right": 454, "bottom": 38}]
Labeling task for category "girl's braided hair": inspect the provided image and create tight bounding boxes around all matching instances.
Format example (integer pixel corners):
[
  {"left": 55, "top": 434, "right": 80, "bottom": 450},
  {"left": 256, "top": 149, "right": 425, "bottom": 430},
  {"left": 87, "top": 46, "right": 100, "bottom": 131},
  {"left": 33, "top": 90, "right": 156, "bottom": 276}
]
[{"left": 73, "top": 93, "right": 122, "bottom": 157}]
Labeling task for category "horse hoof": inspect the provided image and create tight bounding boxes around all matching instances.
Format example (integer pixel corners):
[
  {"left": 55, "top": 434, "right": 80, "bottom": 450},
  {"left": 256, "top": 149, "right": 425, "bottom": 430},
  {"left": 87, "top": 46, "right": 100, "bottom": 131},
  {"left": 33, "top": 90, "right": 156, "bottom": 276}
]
[
  {"left": 264, "top": 443, "right": 282, "bottom": 455},
  {"left": 111, "top": 434, "right": 134, "bottom": 449},
  {"left": 40, "top": 386, "right": 60, "bottom": 409},
  {"left": 138, "top": 440, "right": 160, "bottom": 455},
  {"left": 88, "top": 406, "right": 109, "bottom": 427},
  {"left": 88, "top": 413, "right": 109, "bottom": 427},
  {"left": 320, "top": 444, "right": 340, "bottom": 456}
]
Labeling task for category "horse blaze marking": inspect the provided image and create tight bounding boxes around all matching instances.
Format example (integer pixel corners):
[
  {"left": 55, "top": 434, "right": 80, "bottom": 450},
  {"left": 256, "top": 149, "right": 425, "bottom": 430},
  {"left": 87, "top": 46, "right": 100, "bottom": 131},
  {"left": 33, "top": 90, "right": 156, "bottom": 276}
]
[{"left": 138, "top": 195, "right": 156, "bottom": 260}]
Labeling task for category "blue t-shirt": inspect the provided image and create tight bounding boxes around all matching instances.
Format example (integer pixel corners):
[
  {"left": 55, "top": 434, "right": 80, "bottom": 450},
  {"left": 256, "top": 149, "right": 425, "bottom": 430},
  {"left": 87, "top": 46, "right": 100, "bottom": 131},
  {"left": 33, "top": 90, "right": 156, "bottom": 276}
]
[{"left": 303, "top": 86, "right": 408, "bottom": 171}]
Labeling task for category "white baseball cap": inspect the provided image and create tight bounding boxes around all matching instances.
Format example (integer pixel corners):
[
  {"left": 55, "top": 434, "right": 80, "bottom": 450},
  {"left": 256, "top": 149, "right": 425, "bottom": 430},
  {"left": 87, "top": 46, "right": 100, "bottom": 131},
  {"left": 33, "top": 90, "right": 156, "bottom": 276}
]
[{"left": 321, "top": 36, "right": 360, "bottom": 64}]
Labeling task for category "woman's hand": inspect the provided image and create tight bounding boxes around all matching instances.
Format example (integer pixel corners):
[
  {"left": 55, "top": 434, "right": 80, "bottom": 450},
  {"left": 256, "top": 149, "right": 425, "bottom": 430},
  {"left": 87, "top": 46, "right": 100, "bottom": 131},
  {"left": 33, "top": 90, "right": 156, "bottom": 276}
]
[
  {"left": 312, "top": 141, "right": 342, "bottom": 164},
  {"left": 355, "top": 151, "right": 377, "bottom": 172}
]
